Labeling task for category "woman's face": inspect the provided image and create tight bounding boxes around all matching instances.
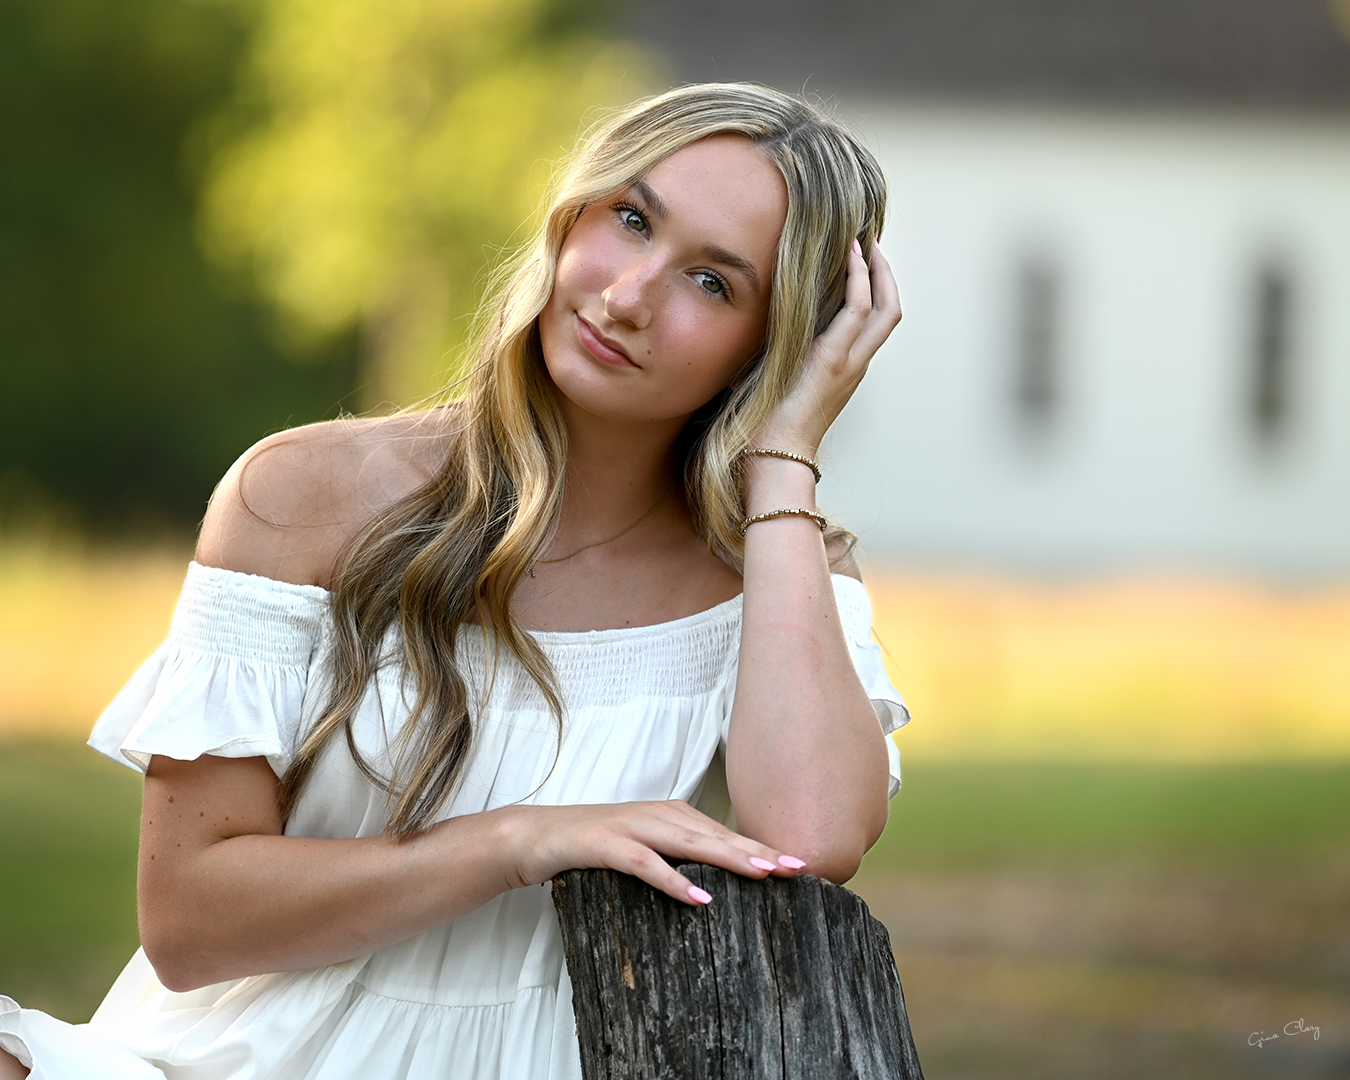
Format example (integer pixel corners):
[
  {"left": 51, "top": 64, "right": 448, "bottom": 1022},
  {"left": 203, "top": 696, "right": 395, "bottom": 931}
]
[{"left": 538, "top": 134, "right": 789, "bottom": 429}]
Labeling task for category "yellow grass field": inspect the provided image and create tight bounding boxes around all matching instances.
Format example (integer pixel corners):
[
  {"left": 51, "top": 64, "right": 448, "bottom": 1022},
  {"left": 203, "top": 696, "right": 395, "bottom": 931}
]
[
  {"left": 0, "top": 543, "right": 192, "bottom": 738},
  {"left": 2, "top": 542, "right": 1347, "bottom": 761},
  {"left": 865, "top": 569, "right": 1350, "bottom": 762}
]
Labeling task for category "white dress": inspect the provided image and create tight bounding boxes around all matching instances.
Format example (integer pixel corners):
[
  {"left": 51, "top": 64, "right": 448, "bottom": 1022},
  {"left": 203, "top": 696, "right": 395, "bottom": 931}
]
[{"left": 1, "top": 562, "right": 907, "bottom": 1080}]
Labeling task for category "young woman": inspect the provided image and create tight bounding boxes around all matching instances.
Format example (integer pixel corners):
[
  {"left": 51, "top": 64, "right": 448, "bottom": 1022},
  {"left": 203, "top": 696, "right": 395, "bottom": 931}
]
[{"left": 0, "top": 82, "right": 907, "bottom": 1079}]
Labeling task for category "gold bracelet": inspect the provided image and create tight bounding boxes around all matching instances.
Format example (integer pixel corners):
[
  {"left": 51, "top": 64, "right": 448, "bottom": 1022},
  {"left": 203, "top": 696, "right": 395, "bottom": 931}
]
[
  {"left": 739, "top": 508, "right": 829, "bottom": 535},
  {"left": 740, "top": 447, "right": 821, "bottom": 483}
]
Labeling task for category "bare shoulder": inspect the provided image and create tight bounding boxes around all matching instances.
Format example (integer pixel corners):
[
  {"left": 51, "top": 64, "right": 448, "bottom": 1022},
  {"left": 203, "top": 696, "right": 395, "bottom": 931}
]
[{"left": 196, "top": 408, "right": 461, "bottom": 587}]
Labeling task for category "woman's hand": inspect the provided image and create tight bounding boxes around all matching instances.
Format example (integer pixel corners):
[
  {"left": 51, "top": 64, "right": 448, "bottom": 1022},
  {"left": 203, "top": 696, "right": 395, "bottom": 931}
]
[
  {"left": 754, "top": 240, "right": 902, "bottom": 457},
  {"left": 501, "top": 800, "right": 805, "bottom": 906}
]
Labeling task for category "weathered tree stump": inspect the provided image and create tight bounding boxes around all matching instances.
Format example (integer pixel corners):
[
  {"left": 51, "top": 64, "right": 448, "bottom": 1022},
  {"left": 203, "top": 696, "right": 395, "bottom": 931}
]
[{"left": 552, "top": 864, "right": 924, "bottom": 1079}]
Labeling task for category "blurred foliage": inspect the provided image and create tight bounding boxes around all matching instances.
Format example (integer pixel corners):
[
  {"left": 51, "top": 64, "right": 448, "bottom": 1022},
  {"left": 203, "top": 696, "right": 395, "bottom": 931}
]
[
  {"left": 0, "top": 0, "right": 358, "bottom": 533},
  {"left": 0, "top": 0, "right": 652, "bottom": 532},
  {"left": 200, "top": 0, "right": 657, "bottom": 403},
  {"left": 862, "top": 760, "right": 1350, "bottom": 872},
  {"left": 0, "top": 739, "right": 142, "bottom": 1021}
]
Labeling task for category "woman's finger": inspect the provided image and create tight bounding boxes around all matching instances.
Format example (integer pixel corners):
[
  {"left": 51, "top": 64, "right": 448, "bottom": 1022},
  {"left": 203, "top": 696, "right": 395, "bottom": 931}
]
[
  {"left": 634, "top": 812, "right": 806, "bottom": 884},
  {"left": 606, "top": 839, "right": 713, "bottom": 905},
  {"left": 869, "top": 243, "right": 902, "bottom": 325},
  {"left": 615, "top": 839, "right": 798, "bottom": 907},
  {"left": 531, "top": 802, "right": 807, "bottom": 905},
  {"left": 696, "top": 826, "right": 806, "bottom": 875},
  {"left": 811, "top": 241, "right": 874, "bottom": 361},
  {"left": 603, "top": 802, "right": 807, "bottom": 884},
  {"left": 845, "top": 246, "right": 903, "bottom": 364},
  {"left": 650, "top": 801, "right": 806, "bottom": 875}
]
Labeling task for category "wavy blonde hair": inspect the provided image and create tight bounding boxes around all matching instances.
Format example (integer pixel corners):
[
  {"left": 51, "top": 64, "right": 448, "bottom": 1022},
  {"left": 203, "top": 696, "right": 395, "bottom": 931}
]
[{"left": 279, "top": 83, "right": 888, "bottom": 836}]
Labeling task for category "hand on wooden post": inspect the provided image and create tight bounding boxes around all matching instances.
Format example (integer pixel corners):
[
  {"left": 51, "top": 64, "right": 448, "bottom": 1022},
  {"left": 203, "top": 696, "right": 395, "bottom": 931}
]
[{"left": 500, "top": 800, "right": 806, "bottom": 907}]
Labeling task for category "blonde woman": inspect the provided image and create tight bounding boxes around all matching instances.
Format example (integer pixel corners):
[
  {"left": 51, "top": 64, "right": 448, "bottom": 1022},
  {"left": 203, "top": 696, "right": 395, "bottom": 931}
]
[{"left": 0, "top": 82, "right": 907, "bottom": 1080}]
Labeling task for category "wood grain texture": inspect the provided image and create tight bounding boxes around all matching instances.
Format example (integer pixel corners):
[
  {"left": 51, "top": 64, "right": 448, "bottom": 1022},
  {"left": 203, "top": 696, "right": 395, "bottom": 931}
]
[{"left": 552, "top": 864, "right": 924, "bottom": 1079}]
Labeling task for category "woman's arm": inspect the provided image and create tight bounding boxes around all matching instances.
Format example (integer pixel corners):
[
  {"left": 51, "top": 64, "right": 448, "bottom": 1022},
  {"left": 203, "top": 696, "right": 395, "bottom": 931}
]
[
  {"left": 139, "top": 754, "right": 792, "bottom": 991},
  {"left": 139, "top": 753, "right": 510, "bottom": 991},
  {"left": 725, "top": 241, "right": 903, "bottom": 883}
]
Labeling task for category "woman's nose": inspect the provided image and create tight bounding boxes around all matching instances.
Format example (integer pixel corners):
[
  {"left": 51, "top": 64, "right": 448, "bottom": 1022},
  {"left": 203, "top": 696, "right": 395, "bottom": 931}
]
[{"left": 602, "top": 256, "right": 659, "bottom": 330}]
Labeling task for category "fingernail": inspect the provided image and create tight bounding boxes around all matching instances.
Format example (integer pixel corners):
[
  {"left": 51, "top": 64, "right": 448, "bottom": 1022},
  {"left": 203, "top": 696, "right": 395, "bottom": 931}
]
[
  {"left": 687, "top": 885, "right": 713, "bottom": 905},
  {"left": 778, "top": 856, "right": 806, "bottom": 870},
  {"left": 852, "top": 238, "right": 862, "bottom": 256},
  {"left": 749, "top": 857, "right": 777, "bottom": 872}
]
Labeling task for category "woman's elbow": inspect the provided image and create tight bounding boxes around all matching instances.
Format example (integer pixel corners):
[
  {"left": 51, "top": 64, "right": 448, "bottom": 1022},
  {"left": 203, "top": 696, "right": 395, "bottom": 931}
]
[
  {"left": 815, "top": 834, "right": 875, "bottom": 883},
  {"left": 150, "top": 962, "right": 206, "bottom": 996},
  {"left": 139, "top": 882, "right": 227, "bottom": 992},
  {"left": 810, "top": 850, "right": 865, "bottom": 885},
  {"left": 140, "top": 918, "right": 213, "bottom": 993},
  {"left": 800, "top": 805, "right": 888, "bottom": 884}
]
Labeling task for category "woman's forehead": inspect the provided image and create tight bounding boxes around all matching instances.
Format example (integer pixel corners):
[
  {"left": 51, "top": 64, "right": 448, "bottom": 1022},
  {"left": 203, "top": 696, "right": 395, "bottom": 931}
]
[{"left": 633, "top": 136, "right": 787, "bottom": 289}]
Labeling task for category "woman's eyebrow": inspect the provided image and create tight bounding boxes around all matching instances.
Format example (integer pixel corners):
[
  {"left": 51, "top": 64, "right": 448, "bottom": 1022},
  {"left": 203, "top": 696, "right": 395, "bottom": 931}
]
[
  {"left": 631, "top": 179, "right": 669, "bottom": 220},
  {"left": 632, "top": 177, "right": 761, "bottom": 291},
  {"left": 703, "top": 245, "right": 760, "bottom": 291}
]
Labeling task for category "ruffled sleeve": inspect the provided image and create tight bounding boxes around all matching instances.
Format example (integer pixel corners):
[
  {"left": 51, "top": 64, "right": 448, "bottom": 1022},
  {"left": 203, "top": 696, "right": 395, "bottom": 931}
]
[
  {"left": 832, "top": 575, "right": 909, "bottom": 797},
  {"left": 87, "top": 562, "right": 332, "bottom": 778}
]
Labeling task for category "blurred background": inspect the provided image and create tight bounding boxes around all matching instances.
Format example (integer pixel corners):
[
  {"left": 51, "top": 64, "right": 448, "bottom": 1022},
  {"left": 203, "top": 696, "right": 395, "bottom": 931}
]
[{"left": 1, "top": 0, "right": 1347, "bottom": 1076}]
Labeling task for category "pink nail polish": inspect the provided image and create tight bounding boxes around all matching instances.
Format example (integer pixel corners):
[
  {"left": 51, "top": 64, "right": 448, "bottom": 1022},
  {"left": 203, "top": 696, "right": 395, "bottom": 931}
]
[
  {"left": 749, "top": 857, "right": 777, "bottom": 872},
  {"left": 687, "top": 885, "right": 713, "bottom": 905},
  {"left": 778, "top": 856, "right": 806, "bottom": 870}
]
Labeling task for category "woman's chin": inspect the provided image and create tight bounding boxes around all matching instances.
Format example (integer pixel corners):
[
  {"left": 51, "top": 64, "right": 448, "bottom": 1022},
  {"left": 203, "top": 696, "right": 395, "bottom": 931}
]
[{"left": 552, "top": 387, "right": 699, "bottom": 432}]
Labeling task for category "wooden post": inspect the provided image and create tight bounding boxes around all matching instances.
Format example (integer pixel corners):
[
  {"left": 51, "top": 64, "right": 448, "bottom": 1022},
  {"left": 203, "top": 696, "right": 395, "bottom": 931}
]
[{"left": 552, "top": 863, "right": 925, "bottom": 1080}]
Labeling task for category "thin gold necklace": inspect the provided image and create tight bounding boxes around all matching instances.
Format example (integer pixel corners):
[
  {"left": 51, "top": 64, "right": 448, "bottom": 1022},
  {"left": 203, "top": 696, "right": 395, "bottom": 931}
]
[{"left": 527, "top": 492, "right": 669, "bottom": 578}]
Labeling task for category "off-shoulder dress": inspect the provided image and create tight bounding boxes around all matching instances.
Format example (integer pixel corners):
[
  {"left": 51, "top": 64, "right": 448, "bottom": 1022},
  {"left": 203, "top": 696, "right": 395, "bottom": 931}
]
[{"left": 1, "top": 561, "right": 907, "bottom": 1080}]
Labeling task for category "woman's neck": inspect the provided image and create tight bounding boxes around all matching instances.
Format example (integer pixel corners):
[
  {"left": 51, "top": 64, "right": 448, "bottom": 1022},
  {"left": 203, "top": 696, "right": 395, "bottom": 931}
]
[
  {"left": 512, "top": 396, "right": 742, "bottom": 630},
  {"left": 551, "top": 406, "right": 686, "bottom": 552}
]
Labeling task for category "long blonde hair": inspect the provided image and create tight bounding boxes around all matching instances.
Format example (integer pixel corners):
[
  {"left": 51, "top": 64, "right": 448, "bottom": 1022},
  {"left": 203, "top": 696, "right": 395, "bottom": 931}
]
[{"left": 279, "top": 83, "right": 888, "bottom": 836}]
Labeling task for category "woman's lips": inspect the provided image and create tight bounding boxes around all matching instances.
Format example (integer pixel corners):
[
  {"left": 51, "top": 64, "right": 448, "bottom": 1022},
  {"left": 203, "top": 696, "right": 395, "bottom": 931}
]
[{"left": 577, "top": 315, "right": 637, "bottom": 368}]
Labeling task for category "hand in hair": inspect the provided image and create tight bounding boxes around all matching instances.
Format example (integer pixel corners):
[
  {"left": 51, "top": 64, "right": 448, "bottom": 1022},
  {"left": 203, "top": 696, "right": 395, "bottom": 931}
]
[{"left": 754, "top": 240, "right": 902, "bottom": 457}]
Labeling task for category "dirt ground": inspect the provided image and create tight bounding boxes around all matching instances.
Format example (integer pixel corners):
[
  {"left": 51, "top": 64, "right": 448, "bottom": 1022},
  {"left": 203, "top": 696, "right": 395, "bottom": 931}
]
[{"left": 851, "top": 851, "right": 1350, "bottom": 1079}]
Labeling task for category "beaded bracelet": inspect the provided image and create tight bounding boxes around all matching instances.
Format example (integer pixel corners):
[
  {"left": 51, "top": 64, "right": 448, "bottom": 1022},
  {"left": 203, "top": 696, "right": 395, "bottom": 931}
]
[
  {"left": 740, "top": 447, "right": 822, "bottom": 484},
  {"left": 739, "top": 508, "right": 829, "bottom": 535}
]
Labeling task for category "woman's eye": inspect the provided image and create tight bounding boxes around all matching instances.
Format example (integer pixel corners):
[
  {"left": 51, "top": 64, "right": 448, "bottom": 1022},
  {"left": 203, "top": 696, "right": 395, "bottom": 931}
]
[
  {"left": 617, "top": 205, "right": 647, "bottom": 233},
  {"left": 694, "top": 271, "right": 729, "bottom": 299}
]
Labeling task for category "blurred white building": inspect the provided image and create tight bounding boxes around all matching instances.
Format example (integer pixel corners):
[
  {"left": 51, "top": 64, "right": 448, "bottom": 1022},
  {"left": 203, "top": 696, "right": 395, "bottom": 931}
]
[{"left": 635, "top": 0, "right": 1350, "bottom": 578}]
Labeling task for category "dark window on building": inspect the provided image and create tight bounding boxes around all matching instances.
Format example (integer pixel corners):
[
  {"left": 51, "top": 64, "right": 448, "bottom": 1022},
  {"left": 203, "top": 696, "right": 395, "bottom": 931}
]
[
  {"left": 1250, "top": 262, "right": 1293, "bottom": 445},
  {"left": 1013, "top": 255, "right": 1060, "bottom": 437}
]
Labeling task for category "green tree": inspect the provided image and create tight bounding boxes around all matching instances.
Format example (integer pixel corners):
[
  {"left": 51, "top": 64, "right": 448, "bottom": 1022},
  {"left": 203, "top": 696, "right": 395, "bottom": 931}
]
[
  {"left": 200, "top": 0, "right": 655, "bottom": 403},
  {"left": 0, "top": 0, "right": 357, "bottom": 533}
]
